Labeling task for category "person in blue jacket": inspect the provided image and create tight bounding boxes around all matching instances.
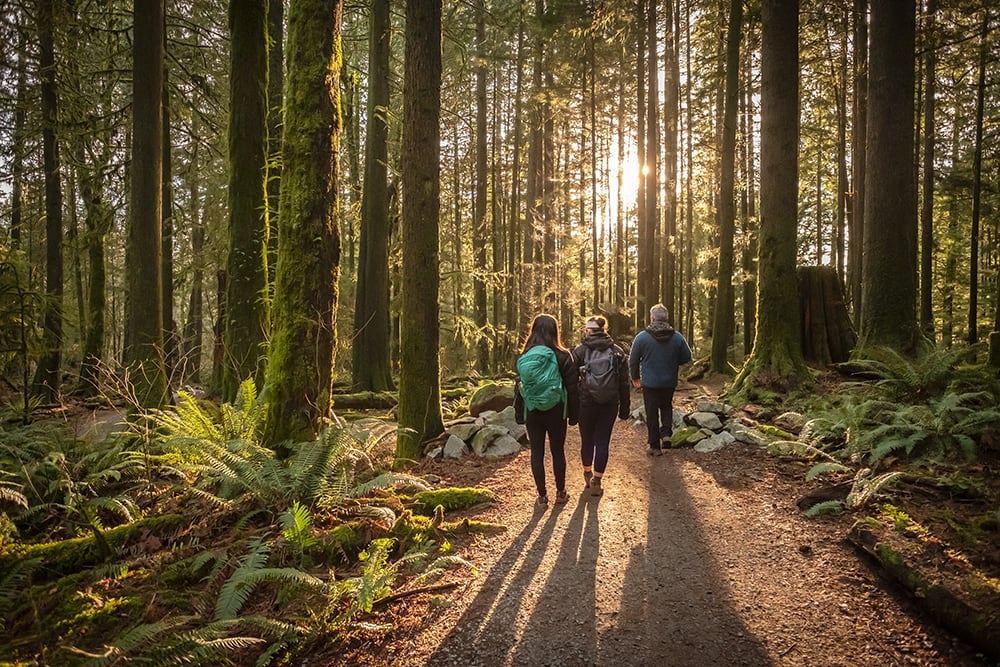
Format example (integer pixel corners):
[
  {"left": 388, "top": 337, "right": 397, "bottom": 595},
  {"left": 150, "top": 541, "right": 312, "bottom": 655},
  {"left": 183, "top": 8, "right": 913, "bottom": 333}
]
[{"left": 628, "top": 304, "right": 692, "bottom": 455}]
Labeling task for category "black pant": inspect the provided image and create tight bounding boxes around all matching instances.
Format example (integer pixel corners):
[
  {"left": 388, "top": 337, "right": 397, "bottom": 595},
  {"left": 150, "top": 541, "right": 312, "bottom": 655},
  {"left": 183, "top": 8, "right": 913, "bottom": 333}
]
[
  {"left": 525, "top": 402, "right": 567, "bottom": 497},
  {"left": 578, "top": 400, "right": 617, "bottom": 474},
  {"left": 642, "top": 386, "right": 676, "bottom": 448}
]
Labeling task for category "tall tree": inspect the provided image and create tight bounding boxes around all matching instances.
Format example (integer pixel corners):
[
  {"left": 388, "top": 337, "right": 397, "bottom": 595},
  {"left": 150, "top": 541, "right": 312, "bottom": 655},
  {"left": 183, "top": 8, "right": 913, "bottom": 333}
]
[
  {"left": 662, "top": 0, "right": 679, "bottom": 315},
  {"left": 9, "top": 17, "right": 26, "bottom": 247},
  {"left": 266, "top": 0, "right": 284, "bottom": 281},
  {"left": 919, "top": 0, "right": 936, "bottom": 335},
  {"left": 32, "top": 0, "right": 64, "bottom": 400},
  {"left": 223, "top": 0, "right": 270, "bottom": 400},
  {"left": 263, "top": 0, "right": 343, "bottom": 444},
  {"left": 125, "top": 0, "right": 169, "bottom": 409},
  {"left": 352, "top": 0, "right": 395, "bottom": 392},
  {"left": 733, "top": 0, "right": 808, "bottom": 392},
  {"left": 474, "top": 0, "right": 490, "bottom": 372},
  {"left": 858, "top": 0, "right": 920, "bottom": 354},
  {"left": 711, "top": 0, "right": 742, "bottom": 375},
  {"left": 397, "top": 0, "right": 444, "bottom": 464},
  {"left": 968, "top": 10, "right": 988, "bottom": 346},
  {"left": 848, "top": 0, "right": 867, "bottom": 320}
]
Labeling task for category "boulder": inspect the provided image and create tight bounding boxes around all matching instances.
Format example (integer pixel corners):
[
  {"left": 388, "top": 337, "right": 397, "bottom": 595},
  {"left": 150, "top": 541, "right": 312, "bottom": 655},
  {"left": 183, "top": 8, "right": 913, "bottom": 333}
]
[
  {"left": 694, "top": 430, "right": 736, "bottom": 453},
  {"left": 470, "top": 424, "right": 510, "bottom": 456},
  {"left": 484, "top": 435, "right": 522, "bottom": 458},
  {"left": 446, "top": 422, "right": 480, "bottom": 443},
  {"left": 726, "top": 421, "right": 769, "bottom": 447},
  {"left": 686, "top": 411, "right": 724, "bottom": 431},
  {"left": 774, "top": 411, "right": 806, "bottom": 434},
  {"left": 469, "top": 383, "right": 515, "bottom": 417},
  {"left": 443, "top": 434, "right": 468, "bottom": 459},
  {"left": 697, "top": 400, "right": 733, "bottom": 416}
]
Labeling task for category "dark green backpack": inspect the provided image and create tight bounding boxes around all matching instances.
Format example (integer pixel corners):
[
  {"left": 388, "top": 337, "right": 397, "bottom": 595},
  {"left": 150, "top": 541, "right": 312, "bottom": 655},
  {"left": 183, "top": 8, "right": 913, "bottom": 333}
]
[{"left": 516, "top": 346, "right": 566, "bottom": 417}]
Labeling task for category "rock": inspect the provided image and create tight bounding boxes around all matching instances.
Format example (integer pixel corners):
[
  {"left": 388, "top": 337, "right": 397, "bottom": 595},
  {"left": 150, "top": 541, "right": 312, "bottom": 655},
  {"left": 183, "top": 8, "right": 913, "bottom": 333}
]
[
  {"left": 774, "top": 411, "right": 806, "bottom": 434},
  {"left": 446, "top": 422, "right": 480, "bottom": 442},
  {"left": 470, "top": 424, "right": 510, "bottom": 456},
  {"left": 697, "top": 400, "right": 733, "bottom": 416},
  {"left": 726, "top": 421, "right": 770, "bottom": 447},
  {"left": 443, "top": 434, "right": 468, "bottom": 459},
  {"left": 469, "top": 383, "right": 515, "bottom": 417},
  {"left": 484, "top": 435, "right": 522, "bottom": 458},
  {"left": 694, "top": 430, "right": 736, "bottom": 452},
  {"left": 686, "top": 411, "right": 724, "bottom": 431},
  {"left": 426, "top": 446, "right": 443, "bottom": 459}
]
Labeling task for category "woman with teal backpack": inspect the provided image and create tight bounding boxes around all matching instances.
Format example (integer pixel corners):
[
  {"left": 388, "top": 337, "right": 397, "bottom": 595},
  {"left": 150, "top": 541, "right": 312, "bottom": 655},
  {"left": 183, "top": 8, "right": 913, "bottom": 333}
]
[{"left": 514, "top": 314, "right": 580, "bottom": 507}]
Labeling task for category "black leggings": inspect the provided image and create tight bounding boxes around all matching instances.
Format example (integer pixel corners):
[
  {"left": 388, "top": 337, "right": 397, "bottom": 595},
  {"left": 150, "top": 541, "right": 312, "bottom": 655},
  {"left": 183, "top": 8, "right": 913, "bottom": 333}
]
[{"left": 525, "top": 402, "right": 567, "bottom": 497}]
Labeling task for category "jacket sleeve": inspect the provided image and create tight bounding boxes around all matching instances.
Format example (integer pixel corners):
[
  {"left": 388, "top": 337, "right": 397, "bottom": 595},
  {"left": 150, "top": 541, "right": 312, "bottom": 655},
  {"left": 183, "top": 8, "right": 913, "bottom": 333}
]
[
  {"left": 615, "top": 346, "right": 631, "bottom": 419},
  {"left": 628, "top": 335, "right": 642, "bottom": 383},
  {"left": 559, "top": 349, "right": 580, "bottom": 425}
]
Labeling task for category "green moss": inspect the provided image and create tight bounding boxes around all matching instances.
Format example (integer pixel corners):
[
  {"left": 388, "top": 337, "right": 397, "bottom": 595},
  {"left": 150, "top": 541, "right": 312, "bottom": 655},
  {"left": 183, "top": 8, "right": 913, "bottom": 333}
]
[
  {"left": 412, "top": 487, "right": 495, "bottom": 514},
  {"left": 758, "top": 423, "right": 795, "bottom": 440},
  {"left": 440, "top": 518, "right": 506, "bottom": 535},
  {"left": 0, "top": 514, "right": 186, "bottom": 580},
  {"left": 670, "top": 426, "right": 702, "bottom": 447}
]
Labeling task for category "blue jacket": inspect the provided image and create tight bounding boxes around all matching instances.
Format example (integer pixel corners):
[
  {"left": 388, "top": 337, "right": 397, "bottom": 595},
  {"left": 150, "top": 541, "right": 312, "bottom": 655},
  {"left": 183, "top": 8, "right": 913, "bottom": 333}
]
[{"left": 628, "top": 323, "right": 692, "bottom": 389}]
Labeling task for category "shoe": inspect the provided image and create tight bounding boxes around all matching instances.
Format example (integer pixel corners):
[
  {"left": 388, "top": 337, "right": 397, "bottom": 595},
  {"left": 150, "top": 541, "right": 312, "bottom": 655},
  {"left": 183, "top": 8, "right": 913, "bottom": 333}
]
[
  {"left": 536, "top": 495, "right": 548, "bottom": 507},
  {"left": 554, "top": 489, "right": 570, "bottom": 504},
  {"left": 660, "top": 436, "right": 672, "bottom": 450},
  {"left": 583, "top": 470, "right": 593, "bottom": 488},
  {"left": 590, "top": 477, "right": 603, "bottom": 496},
  {"left": 647, "top": 447, "right": 663, "bottom": 456}
]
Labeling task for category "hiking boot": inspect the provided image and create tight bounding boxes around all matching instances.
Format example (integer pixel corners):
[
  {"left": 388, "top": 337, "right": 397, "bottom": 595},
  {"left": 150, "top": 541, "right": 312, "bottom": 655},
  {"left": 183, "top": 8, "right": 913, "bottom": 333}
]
[
  {"left": 536, "top": 494, "right": 548, "bottom": 508},
  {"left": 583, "top": 470, "right": 593, "bottom": 488},
  {"left": 554, "top": 489, "right": 570, "bottom": 504},
  {"left": 647, "top": 446, "right": 663, "bottom": 456},
  {"left": 590, "top": 477, "right": 603, "bottom": 496}
]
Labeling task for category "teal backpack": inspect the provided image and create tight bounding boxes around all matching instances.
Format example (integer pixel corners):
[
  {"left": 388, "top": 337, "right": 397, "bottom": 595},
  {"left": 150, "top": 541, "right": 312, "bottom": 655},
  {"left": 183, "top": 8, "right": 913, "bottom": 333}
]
[{"left": 516, "top": 345, "right": 567, "bottom": 418}]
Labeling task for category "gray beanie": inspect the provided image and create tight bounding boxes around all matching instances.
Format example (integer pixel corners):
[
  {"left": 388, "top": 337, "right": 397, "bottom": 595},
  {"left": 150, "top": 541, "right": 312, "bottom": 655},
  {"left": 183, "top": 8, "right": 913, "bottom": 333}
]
[{"left": 650, "top": 304, "right": 670, "bottom": 323}]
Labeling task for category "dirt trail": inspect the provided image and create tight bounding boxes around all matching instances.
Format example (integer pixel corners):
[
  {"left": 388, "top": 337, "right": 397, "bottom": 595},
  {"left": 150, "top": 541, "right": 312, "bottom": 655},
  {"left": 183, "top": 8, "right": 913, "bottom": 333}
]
[{"left": 380, "top": 384, "right": 988, "bottom": 666}]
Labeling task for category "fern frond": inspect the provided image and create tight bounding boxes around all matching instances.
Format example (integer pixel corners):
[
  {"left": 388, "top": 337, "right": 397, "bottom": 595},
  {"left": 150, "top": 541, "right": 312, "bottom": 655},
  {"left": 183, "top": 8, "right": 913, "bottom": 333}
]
[
  {"left": 215, "top": 537, "right": 271, "bottom": 620},
  {"left": 846, "top": 470, "right": 904, "bottom": 509},
  {"left": 280, "top": 501, "right": 317, "bottom": 552},
  {"left": 805, "top": 461, "right": 851, "bottom": 481},
  {"left": 0, "top": 484, "right": 28, "bottom": 508},
  {"left": 766, "top": 440, "right": 837, "bottom": 461},
  {"left": 351, "top": 472, "right": 430, "bottom": 498},
  {"left": 80, "top": 615, "right": 199, "bottom": 666},
  {"left": 804, "top": 500, "right": 844, "bottom": 517}
]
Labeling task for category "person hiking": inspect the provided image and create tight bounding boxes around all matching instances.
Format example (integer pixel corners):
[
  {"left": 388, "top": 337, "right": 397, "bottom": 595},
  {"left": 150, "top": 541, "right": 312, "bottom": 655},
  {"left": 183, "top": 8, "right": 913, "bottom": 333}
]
[
  {"left": 628, "top": 304, "right": 692, "bottom": 456},
  {"left": 514, "top": 313, "right": 580, "bottom": 507},
  {"left": 572, "top": 316, "right": 631, "bottom": 497}
]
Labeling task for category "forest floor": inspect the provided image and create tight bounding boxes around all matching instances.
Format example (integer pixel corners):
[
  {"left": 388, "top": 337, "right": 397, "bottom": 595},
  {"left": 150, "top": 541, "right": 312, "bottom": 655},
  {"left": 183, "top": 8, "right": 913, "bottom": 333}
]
[{"left": 332, "top": 378, "right": 997, "bottom": 667}]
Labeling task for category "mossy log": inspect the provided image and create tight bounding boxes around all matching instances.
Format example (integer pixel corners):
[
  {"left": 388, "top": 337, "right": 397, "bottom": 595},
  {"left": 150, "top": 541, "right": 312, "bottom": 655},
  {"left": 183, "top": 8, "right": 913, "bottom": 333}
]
[
  {"left": 0, "top": 514, "right": 187, "bottom": 581},
  {"left": 798, "top": 266, "right": 857, "bottom": 365},
  {"left": 332, "top": 391, "right": 398, "bottom": 409},
  {"left": 848, "top": 521, "right": 1000, "bottom": 661}
]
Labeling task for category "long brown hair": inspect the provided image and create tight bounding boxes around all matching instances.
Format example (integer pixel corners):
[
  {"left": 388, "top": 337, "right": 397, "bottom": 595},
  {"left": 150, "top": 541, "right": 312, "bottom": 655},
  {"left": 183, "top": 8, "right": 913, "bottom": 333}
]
[{"left": 520, "top": 313, "right": 566, "bottom": 354}]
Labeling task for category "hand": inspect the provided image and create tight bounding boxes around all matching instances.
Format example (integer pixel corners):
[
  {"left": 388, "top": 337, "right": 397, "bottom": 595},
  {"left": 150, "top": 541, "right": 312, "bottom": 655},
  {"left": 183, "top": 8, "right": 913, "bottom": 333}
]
[{"left": 632, "top": 378, "right": 641, "bottom": 388}]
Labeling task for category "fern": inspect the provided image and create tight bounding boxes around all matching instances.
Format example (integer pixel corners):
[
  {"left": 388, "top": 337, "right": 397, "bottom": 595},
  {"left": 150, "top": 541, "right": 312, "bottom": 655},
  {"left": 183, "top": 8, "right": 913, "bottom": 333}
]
[
  {"left": 280, "top": 501, "right": 318, "bottom": 557},
  {"left": 215, "top": 537, "right": 271, "bottom": 620},
  {"left": 845, "top": 469, "right": 904, "bottom": 509},
  {"left": 805, "top": 461, "right": 851, "bottom": 481},
  {"left": 804, "top": 500, "right": 844, "bottom": 517}
]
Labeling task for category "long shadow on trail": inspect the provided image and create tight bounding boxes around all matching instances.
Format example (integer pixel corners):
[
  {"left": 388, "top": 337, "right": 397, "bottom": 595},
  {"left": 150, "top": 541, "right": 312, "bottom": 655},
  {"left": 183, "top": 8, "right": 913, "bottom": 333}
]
[
  {"left": 425, "top": 501, "right": 564, "bottom": 666},
  {"left": 611, "top": 452, "right": 772, "bottom": 665}
]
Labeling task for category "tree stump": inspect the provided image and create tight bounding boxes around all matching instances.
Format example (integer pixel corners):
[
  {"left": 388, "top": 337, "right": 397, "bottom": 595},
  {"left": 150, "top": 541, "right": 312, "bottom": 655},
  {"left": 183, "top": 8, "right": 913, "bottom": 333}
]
[{"left": 798, "top": 266, "right": 857, "bottom": 365}]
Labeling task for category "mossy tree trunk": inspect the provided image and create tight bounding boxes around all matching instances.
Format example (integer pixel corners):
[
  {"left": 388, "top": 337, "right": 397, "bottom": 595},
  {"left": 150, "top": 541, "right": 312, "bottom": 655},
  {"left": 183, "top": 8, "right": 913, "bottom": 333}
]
[
  {"left": 32, "top": 0, "right": 64, "bottom": 401},
  {"left": 266, "top": 0, "right": 284, "bottom": 285},
  {"left": 798, "top": 266, "right": 857, "bottom": 365},
  {"left": 397, "top": 0, "right": 444, "bottom": 465},
  {"left": 352, "top": 0, "right": 394, "bottom": 393},
  {"left": 732, "top": 0, "right": 809, "bottom": 394},
  {"left": 125, "top": 0, "right": 169, "bottom": 410},
  {"left": 263, "top": 0, "right": 343, "bottom": 445},
  {"left": 223, "top": 0, "right": 270, "bottom": 401},
  {"left": 473, "top": 0, "right": 490, "bottom": 373},
  {"left": 857, "top": 0, "right": 921, "bottom": 356}
]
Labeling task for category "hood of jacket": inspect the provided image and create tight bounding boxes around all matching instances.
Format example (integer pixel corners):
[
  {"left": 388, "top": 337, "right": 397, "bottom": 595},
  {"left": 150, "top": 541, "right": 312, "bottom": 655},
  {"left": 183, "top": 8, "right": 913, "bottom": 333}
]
[
  {"left": 645, "top": 321, "right": 676, "bottom": 341},
  {"left": 582, "top": 331, "right": 615, "bottom": 351}
]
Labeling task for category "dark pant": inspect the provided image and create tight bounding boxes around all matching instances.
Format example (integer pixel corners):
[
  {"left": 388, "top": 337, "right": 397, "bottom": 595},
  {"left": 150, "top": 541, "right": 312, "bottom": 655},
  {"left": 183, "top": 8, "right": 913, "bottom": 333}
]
[
  {"left": 525, "top": 402, "right": 568, "bottom": 497},
  {"left": 642, "top": 386, "right": 676, "bottom": 448},
  {"left": 579, "top": 401, "right": 617, "bottom": 474}
]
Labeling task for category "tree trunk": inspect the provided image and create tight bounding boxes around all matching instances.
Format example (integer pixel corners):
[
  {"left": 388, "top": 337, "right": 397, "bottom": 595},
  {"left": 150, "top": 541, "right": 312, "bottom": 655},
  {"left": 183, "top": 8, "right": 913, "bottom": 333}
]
[
  {"left": 799, "top": 265, "right": 857, "bottom": 365},
  {"left": 848, "top": 0, "right": 867, "bottom": 322},
  {"left": 267, "top": 0, "right": 284, "bottom": 283},
  {"left": 162, "top": 68, "right": 178, "bottom": 382},
  {"left": 919, "top": 0, "right": 936, "bottom": 337},
  {"left": 968, "top": 11, "right": 988, "bottom": 346},
  {"left": 32, "top": 0, "right": 64, "bottom": 401},
  {"left": 223, "top": 0, "right": 270, "bottom": 400},
  {"left": 352, "top": 0, "right": 395, "bottom": 392},
  {"left": 10, "top": 18, "right": 26, "bottom": 247},
  {"left": 397, "top": 0, "right": 444, "bottom": 464},
  {"left": 642, "top": 0, "right": 660, "bottom": 312},
  {"left": 662, "top": 0, "right": 679, "bottom": 316},
  {"left": 263, "top": 0, "right": 343, "bottom": 444},
  {"left": 858, "top": 0, "right": 920, "bottom": 355},
  {"left": 182, "top": 134, "right": 204, "bottom": 384},
  {"left": 733, "top": 0, "right": 808, "bottom": 393},
  {"left": 474, "top": 0, "right": 490, "bottom": 372},
  {"left": 711, "top": 0, "right": 742, "bottom": 375},
  {"left": 125, "top": 0, "right": 169, "bottom": 410}
]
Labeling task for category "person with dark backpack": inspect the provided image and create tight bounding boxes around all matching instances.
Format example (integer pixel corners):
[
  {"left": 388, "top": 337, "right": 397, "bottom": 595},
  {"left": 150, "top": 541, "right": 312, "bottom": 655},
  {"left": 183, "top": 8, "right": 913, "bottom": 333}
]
[
  {"left": 572, "top": 316, "right": 631, "bottom": 496},
  {"left": 514, "top": 314, "right": 580, "bottom": 507}
]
